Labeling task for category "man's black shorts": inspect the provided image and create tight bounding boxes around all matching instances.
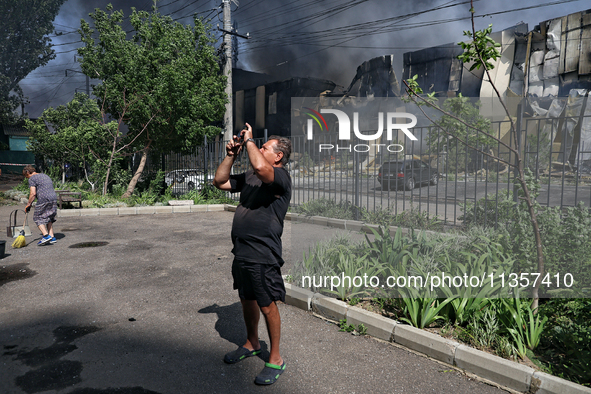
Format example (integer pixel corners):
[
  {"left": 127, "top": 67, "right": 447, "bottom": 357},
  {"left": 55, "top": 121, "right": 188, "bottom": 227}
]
[{"left": 232, "top": 259, "right": 286, "bottom": 307}]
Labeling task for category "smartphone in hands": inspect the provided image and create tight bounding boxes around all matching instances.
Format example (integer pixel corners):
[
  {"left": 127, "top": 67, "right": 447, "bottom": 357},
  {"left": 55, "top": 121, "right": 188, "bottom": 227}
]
[{"left": 234, "top": 126, "right": 247, "bottom": 145}]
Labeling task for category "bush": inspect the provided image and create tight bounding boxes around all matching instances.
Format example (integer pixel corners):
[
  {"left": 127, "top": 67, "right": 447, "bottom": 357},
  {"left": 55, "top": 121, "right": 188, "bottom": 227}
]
[
  {"left": 293, "top": 198, "right": 357, "bottom": 220},
  {"left": 178, "top": 184, "right": 235, "bottom": 205},
  {"left": 364, "top": 206, "right": 443, "bottom": 231},
  {"left": 537, "top": 299, "right": 591, "bottom": 385},
  {"left": 294, "top": 198, "right": 443, "bottom": 231},
  {"left": 14, "top": 178, "right": 29, "bottom": 192},
  {"left": 459, "top": 189, "right": 516, "bottom": 228},
  {"left": 461, "top": 175, "right": 591, "bottom": 295}
]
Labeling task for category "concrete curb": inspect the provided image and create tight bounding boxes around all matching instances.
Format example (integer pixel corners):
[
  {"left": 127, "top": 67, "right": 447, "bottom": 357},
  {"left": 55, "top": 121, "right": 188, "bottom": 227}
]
[
  {"left": 311, "top": 294, "right": 348, "bottom": 321},
  {"left": 284, "top": 283, "right": 591, "bottom": 394},
  {"left": 346, "top": 306, "right": 396, "bottom": 342},
  {"left": 56, "top": 204, "right": 233, "bottom": 217},
  {"left": 394, "top": 324, "right": 459, "bottom": 365},
  {"left": 284, "top": 283, "right": 314, "bottom": 311},
  {"left": 531, "top": 371, "right": 591, "bottom": 394},
  {"left": 455, "top": 345, "right": 533, "bottom": 392}
]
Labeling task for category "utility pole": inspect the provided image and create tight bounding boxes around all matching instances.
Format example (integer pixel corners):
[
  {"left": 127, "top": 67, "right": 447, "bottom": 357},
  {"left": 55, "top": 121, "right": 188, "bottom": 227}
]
[
  {"left": 222, "top": 0, "right": 233, "bottom": 142},
  {"left": 219, "top": 1, "right": 249, "bottom": 142}
]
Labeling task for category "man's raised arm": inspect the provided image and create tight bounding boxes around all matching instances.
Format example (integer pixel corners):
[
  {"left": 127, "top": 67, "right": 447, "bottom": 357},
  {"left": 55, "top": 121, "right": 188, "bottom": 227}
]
[{"left": 213, "top": 137, "right": 243, "bottom": 191}]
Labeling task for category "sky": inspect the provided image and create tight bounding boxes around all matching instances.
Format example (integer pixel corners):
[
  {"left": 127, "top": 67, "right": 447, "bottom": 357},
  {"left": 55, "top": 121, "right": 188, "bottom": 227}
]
[{"left": 19, "top": 0, "right": 590, "bottom": 118}]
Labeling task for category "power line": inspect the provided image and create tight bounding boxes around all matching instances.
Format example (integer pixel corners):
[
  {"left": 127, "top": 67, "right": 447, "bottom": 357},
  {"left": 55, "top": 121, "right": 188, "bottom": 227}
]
[
  {"left": 246, "top": 0, "right": 479, "bottom": 47},
  {"left": 49, "top": 0, "right": 213, "bottom": 53},
  {"left": 240, "top": 0, "right": 587, "bottom": 73},
  {"left": 233, "top": 0, "right": 265, "bottom": 15},
  {"left": 245, "top": 0, "right": 472, "bottom": 70}
]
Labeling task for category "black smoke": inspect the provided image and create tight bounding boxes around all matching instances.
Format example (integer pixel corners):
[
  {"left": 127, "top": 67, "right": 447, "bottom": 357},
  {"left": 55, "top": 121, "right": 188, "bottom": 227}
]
[
  {"left": 21, "top": 0, "right": 586, "bottom": 116},
  {"left": 235, "top": 0, "right": 455, "bottom": 87}
]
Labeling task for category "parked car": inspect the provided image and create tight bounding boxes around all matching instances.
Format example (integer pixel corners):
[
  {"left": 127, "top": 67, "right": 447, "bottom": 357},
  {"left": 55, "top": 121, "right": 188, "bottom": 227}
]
[
  {"left": 378, "top": 159, "right": 438, "bottom": 191},
  {"left": 164, "top": 169, "right": 213, "bottom": 195}
]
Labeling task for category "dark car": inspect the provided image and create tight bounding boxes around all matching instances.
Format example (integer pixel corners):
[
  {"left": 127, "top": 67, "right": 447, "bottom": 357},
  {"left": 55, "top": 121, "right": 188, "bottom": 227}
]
[{"left": 378, "top": 159, "right": 438, "bottom": 191}]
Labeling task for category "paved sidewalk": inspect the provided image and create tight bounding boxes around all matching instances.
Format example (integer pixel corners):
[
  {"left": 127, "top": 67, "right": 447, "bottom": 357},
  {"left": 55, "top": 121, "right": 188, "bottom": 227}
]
[{"left": 0, "top": 205, "right": 506, "bottom": 394}]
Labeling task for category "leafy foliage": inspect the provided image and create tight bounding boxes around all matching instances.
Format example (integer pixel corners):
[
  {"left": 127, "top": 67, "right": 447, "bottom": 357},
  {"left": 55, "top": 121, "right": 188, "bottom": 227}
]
[
  {"left": 403, "top": 74, "right": 436, "bottom": 104},
  {"left": 14, "top": 178, "right": 29, "bottom": 192},
  {"left": 425, "top": 95, "right": 495, "bottom": 174},
  {"left": 178, "top": 184, "right": 234, "bottom": 205},
  {"left": 77, "top": 5, "right": 226, "bottom": 196},
  {"left": 0, "top": 0, "right": 66, "bottom": 123},
  {"left": 293, "top": 198, "right": 358, "bottom": 220},
  {"left": 290, "top": 224, "right": 512, "bottom": 302},
  {"left": 25, "top": 93, "right": 122, "bottom": 193},
  {"left": 499, "top": 295, "right": 548, "bottom": 359},
  {"left": 457, "top": 24, "right": 501, "bottom": 71},
  {"left": 538, "top": 299, "right": 591, "bottom": 385},
  {"left": 461, "top": 174, "right": 591, "bottom": 294},
  {"left": 398, "top": 296, "right": 456, "bottom": 329},
  {"left": 338, "top": 319, "right": 367, "bottom": 336},
  {"left": 524, "top": 129, "right": 552, "bottom": 175},
  {"left": 293, "top": 198, "right": 443, "bottom": 231}
]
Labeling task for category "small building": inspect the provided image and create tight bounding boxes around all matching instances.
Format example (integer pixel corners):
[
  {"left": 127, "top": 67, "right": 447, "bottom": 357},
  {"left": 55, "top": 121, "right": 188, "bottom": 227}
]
[{"left": 0, "top": 121, "right": 36, "bottom": 174}]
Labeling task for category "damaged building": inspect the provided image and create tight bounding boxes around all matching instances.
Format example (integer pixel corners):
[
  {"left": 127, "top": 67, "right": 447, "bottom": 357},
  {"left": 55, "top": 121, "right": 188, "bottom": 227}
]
[
  {"left": 232, "top": 54, "right": 402, "bottom": 139},
  {"left": 231, "top": 8, "right": 591, "bottom": 174},
  {"left": 232, "top": 69, "right": 336, "bottom": 139},
  {"left": 402, "top": 10, "right": 591, "bottom": 102},
  {"left": 232, "top": 56, "right": 403, "bottom": 167},
  {"left": 401, "top": 9, "right": 591, "bottom": 171},
  {"left": 344, "top": 55, "right": 401, "bottom": 98}
]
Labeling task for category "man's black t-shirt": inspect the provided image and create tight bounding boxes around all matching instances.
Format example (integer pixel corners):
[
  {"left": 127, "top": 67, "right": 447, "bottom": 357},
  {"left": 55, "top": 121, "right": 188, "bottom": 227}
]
[{"left": 229, "top": 167, "right": 291, "bottom": 266}]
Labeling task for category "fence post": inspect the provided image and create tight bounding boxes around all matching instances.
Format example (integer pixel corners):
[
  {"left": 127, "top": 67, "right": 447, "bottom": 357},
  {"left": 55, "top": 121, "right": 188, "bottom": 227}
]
[
  {"left": 354, "top": 137, "right": 360, "bottom": 220},
  {"left": 203, "top": 135, "right": 208, "bottom": 187},
  {"left": 513, "top": 100, "right": 524, "bottom": 203}
]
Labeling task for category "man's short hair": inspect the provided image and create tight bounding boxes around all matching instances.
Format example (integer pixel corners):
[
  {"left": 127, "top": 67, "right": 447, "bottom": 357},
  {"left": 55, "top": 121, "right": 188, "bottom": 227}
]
[
  {"left": 23, "top": 165, "right": 36, "bottom": 176},
  {"left": 268, "top": 135, "right": 291, "bottom": 166}
]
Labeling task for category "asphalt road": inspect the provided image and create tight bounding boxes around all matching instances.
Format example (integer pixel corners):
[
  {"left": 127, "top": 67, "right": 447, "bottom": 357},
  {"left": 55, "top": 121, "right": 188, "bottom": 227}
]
[
  {"left": 292, "top": 174, "right": 591, "bottom": 208},
  {"left": 0, "top": 205, "right": 507, "bottom": 394}
]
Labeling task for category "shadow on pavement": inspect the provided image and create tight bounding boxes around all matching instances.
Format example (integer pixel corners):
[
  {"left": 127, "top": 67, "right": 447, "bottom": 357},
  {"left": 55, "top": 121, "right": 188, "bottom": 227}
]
[
  {"left": 0, "top": 310, "right": 279, "bottom": 394},
  {"left": 198, "top": 303, "right": 270, "bottom": 362}
]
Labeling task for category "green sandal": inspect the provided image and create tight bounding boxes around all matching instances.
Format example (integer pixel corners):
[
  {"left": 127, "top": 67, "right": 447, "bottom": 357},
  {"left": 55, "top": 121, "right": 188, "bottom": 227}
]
[
  {"left": 254, "top": 362, "right": 286, "bottom": 385},
  {"left": 223, "top": 346, "right": 261, "bottom": 364}
]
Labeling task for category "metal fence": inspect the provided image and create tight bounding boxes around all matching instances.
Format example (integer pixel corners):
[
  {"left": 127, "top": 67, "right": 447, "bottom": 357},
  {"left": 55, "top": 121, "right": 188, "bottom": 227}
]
[{"left": 152, "top": 112, "right": 591, "bottom": 228}]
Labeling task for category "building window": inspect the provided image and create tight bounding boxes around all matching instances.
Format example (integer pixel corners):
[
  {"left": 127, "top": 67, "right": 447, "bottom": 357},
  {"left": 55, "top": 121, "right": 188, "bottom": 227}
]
[{"left": 268, "top": 92, "right": 277, "bottom": 115}]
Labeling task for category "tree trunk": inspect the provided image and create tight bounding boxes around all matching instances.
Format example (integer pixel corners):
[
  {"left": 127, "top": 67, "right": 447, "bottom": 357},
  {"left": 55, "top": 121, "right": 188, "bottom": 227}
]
[
  {"left": 83, "top": 166, "right": 95, "bottom": 193},
  {"left": 103, "top": 136, "right": 119, "bottom": 196},
  {"left": 122, "top": 150, "right": 148, "bottom": 198}
]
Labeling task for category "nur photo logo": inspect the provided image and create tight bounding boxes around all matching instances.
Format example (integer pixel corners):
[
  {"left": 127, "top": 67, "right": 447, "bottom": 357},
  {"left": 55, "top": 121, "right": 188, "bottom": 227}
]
[{"left": 303, "top": 107, "right": 418, "bottom": 153}]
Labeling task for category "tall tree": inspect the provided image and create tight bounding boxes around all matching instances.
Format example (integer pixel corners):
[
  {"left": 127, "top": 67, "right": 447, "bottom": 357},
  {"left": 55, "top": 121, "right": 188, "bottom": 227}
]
[
  {"left": 26, "top": 92, "right": 154, "bottom": 195},
  {"left": 26, "top": 93, "right": 115, "bottom": 193},
  {"left": 0, "top": 0, "right": 66, "bottom": 124},
  {"left": 77, "top": 5, "right": 227, "bottom": 198}
]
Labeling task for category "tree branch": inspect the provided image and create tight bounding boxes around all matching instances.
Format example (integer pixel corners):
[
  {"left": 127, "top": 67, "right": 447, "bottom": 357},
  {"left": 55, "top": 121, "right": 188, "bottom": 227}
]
[
  {"left": 403, "top": 86, "right": 515, "bottom": 169},
  {"left": 403, "top": 81, "right": 518, "bottom": 155}
]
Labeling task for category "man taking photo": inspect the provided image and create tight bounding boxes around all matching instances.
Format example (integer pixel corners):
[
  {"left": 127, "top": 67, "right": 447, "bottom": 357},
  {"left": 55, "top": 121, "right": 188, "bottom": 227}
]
[{"left": 213, "top": 123, "right": 291, "bottom": 386}]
